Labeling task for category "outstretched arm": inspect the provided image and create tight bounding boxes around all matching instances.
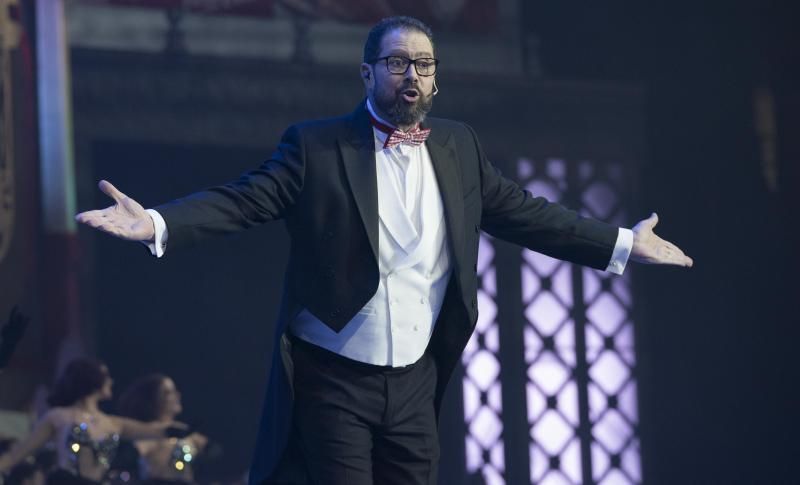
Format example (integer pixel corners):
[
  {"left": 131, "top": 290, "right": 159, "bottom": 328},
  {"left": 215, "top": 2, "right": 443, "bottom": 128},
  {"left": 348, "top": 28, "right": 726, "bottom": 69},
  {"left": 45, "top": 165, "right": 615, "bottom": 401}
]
[
  {"left": 75, "top": 180, "right": 155, "bottom": 242},
  {"left": 630, "top": 213, "right": 693, "bottom": 267},
  {"left": 187, "top": 432, "right": 208, "bottom": 451},
  {"left": 76, "top": 125, "right": 305, "bottom": 253},
  {"left": 0, "top": 413, "right": 56, "bottom": 473},
  {"left": 111, "top": 416, "right": 188, "bottom": 441}
]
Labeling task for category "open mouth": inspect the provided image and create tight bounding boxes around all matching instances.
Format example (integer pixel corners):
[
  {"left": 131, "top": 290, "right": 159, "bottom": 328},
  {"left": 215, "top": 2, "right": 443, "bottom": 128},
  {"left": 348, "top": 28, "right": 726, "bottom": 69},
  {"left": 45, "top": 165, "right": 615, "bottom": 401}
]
[{"left": 401, "top": 89, "right": 419, "bottom": 103}]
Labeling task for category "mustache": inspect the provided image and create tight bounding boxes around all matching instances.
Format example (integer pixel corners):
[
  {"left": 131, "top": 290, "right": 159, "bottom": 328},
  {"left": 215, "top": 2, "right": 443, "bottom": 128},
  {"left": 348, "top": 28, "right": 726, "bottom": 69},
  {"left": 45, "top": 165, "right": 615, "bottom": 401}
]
[{"left": 395, "top": 81, "right": 425, "bottom": 96}]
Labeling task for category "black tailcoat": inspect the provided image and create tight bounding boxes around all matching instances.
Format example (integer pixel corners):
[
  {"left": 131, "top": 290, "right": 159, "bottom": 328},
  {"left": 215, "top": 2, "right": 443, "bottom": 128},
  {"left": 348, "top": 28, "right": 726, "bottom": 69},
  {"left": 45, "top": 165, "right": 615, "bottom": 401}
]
[{"left": 155, "top": 102, "right": 618, "bottom": 484}]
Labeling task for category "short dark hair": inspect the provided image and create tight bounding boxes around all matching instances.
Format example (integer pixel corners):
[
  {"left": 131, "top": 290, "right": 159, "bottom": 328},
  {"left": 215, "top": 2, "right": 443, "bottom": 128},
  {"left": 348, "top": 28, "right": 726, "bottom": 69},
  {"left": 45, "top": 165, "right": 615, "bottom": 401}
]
[
  {"left": 363, "top": 16, "right": 434, "bottom": 63},
  {"left": 47, "top": 358, "right": 108, "bottom": 407},
  {"left": 117, "top": 373, "right": 169, "bottom": 422}
]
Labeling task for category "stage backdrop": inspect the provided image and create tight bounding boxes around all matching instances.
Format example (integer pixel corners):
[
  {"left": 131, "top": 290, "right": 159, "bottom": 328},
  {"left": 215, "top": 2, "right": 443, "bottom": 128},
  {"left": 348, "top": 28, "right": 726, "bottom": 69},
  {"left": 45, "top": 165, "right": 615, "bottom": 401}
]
[
  {"left": 72, "top": 45, "right": 645, "bottom": 483},
  {"left": 76, "top": 0, "right": 499, "bottom": 33}
]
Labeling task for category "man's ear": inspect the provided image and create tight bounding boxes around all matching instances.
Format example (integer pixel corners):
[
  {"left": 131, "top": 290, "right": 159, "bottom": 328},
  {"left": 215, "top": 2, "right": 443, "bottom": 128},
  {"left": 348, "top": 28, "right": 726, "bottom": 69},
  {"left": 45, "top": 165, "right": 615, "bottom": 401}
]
[{"left": 360, "top": 63, "right": 373, "bottom": 88}]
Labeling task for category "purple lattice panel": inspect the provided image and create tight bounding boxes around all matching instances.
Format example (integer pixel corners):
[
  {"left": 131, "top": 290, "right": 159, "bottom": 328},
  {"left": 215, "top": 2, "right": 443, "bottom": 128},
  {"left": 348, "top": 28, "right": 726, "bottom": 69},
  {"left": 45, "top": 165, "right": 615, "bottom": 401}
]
[
  {"left": 518, "top": 157, "right": 583, "bottom": 484},
  {"left": 523, "top": 251, "right": 582, "bottom": 485},
  {"left": 517, "top": 157, "right": 641, "bottom": 485},
  {"left": 583, "top": 267, "right": 640, "bottom": 484},
  {"left": 578, "top": 161, "right": 640, "bottom": 485},
  {"left": 463, "top": 234, "right": 506, "bottom": 484},
  {"left": 577, "top": 160, "right": 626, "bottom": 228}
]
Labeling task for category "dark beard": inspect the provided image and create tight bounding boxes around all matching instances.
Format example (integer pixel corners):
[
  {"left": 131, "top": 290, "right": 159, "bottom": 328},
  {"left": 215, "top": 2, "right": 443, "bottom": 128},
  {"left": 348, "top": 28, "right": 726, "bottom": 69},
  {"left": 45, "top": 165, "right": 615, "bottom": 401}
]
[{"left": 375, "top": 85, "right": 433, "bottom": 128}]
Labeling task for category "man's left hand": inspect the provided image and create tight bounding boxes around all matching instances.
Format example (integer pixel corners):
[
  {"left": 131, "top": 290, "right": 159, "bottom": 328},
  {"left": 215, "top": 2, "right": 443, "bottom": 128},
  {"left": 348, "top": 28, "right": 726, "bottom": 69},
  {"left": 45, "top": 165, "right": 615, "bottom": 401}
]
[{"left": 630, "top": 213, "right": 693, "bottom": 267}]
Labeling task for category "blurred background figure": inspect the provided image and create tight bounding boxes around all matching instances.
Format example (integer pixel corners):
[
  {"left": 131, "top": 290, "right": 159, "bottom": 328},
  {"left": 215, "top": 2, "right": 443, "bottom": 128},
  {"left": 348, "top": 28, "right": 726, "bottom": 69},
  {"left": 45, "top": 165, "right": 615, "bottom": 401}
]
[
  {"left": 118, "top": 374, "right": 208, "bottom": 485},
  {"left": 0, "top": 359, "right": 183, "bottom": 485}
]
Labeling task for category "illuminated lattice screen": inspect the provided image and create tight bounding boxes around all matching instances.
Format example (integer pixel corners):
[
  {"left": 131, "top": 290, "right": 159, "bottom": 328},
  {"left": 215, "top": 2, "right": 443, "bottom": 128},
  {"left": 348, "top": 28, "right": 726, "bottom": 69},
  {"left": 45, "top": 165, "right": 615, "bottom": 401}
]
[
  {"left": 520, "top": 157, "right": 640, "bottom": 485},
  {"left": 463, "top": 233, "right": 505, "bottom": 484},
  {"left": 462, "top": 157, "right": 640, "bottom": 485}
]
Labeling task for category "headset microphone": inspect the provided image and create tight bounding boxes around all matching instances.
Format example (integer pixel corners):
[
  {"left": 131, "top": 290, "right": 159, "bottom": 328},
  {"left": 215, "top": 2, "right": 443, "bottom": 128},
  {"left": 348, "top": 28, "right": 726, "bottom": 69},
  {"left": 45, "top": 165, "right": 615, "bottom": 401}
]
[{"left": 432, "top": 80, "right": 439, "bottom": 96}]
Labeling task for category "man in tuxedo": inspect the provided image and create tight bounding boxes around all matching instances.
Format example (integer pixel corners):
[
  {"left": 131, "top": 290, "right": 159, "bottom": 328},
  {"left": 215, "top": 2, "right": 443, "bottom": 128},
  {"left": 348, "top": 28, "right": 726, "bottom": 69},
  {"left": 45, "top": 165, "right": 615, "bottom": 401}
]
[{"left": 76, "top": 16, "right": 692, "bottom": 485}]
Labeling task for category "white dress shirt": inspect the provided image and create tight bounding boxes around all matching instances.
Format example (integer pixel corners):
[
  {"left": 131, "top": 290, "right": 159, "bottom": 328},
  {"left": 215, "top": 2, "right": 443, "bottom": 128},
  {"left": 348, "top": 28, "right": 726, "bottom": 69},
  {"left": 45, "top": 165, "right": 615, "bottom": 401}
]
[
  {"left": 289, "top": 100, "right": 452, "bottom": 366},
  {"left": 145, "top": 101, "right": 633, "bottom": 367}
]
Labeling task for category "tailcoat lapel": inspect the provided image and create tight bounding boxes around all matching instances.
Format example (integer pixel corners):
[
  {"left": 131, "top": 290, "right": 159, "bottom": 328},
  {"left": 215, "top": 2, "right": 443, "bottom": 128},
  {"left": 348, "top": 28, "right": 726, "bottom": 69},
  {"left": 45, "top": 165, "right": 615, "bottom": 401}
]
[
  {"left": 337, "top": 104, "right": 466, "bottom": 269},
  {"left": 423, "top": 120, "right": 465, "bottom": 269},
  {"left": 338, "top": 104, "right": 380, "bottom": 262}
]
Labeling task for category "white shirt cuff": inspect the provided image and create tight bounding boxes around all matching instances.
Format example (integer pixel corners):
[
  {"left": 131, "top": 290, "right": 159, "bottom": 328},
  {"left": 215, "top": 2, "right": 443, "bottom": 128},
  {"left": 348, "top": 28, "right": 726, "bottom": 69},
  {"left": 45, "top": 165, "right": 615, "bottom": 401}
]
[
  {"left": 142, "top": 209, "right": 168, "bottom": 258},
  {"left": 605, "top": 228, "right": 633, "bottom": 275}
]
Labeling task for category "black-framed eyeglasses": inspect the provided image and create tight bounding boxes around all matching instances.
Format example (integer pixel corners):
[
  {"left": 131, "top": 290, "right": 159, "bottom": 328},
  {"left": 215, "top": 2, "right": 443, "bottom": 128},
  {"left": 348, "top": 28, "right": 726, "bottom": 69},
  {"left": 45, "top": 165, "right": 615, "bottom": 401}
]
[{"left": 371, "top": 56, "right": 439, "bottom": 76}]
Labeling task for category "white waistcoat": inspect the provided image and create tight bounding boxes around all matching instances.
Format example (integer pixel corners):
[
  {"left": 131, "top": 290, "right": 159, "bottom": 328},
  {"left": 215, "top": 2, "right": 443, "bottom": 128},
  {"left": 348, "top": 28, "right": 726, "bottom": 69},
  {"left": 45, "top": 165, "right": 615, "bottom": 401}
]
[{"left": 289, "top": 101, "right": 452, "bottom": 367}]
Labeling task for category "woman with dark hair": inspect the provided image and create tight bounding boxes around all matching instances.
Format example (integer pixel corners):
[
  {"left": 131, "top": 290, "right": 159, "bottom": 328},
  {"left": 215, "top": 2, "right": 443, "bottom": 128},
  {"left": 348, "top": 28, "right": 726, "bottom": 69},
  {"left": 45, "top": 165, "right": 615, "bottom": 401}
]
[
  {"left": 118, "top": 374, "right": 207, "bottom": 484},
  {"left": 0, "top": 358, "right": 184, "bottom": 484}
]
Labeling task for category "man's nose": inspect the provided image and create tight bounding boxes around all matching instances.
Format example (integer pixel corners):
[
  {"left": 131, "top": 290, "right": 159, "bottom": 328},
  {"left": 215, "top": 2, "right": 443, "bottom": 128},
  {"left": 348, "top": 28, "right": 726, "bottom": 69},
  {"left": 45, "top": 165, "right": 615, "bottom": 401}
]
[{"left": 404, "top": 63, "right": 419, "bottom": 83}]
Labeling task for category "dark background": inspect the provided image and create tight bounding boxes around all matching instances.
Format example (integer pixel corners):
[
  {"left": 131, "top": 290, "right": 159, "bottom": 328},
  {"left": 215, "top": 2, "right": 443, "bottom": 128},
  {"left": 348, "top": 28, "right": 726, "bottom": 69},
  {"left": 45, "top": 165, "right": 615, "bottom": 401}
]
[
  {"left": 77, "top": 1, "right": 800, "bottom": 483},
  {"left": 530, "top": 2, "right": 799, "bottom": 483},
  {"left": 528, "top": 2, "right": 799, "bottom": 483}
]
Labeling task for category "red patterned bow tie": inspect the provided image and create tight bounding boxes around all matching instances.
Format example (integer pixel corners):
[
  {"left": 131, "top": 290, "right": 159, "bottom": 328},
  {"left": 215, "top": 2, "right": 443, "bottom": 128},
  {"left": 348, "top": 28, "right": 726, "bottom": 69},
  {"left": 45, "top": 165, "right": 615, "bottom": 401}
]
[{"left": 368, "top": 111, "right": 431, "bottom": 149}]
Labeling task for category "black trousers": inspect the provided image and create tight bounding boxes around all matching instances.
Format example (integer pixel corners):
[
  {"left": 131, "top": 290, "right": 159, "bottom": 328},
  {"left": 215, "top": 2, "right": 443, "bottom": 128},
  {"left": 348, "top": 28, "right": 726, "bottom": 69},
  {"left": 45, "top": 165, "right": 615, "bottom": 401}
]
[{"left": 290, "top": 336, "right": 440, "bottom": 485}]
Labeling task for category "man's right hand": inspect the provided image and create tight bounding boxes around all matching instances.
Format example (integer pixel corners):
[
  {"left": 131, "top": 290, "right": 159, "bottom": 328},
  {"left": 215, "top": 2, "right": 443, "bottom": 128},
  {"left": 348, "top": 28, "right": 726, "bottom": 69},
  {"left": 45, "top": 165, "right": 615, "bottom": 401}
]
[{"left": 75, "top": 180, "right": 155, "bottom": 242}]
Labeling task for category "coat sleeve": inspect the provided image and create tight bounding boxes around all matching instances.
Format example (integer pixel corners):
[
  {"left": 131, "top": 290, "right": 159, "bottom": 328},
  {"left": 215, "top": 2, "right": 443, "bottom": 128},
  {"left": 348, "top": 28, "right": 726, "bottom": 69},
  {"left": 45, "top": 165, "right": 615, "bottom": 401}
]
[
  {"left": 465, "top": 124, "right": 618, "bottom": 270},
  {"left": 154, "top": 125, "right": 305, "bottom": 251}
]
